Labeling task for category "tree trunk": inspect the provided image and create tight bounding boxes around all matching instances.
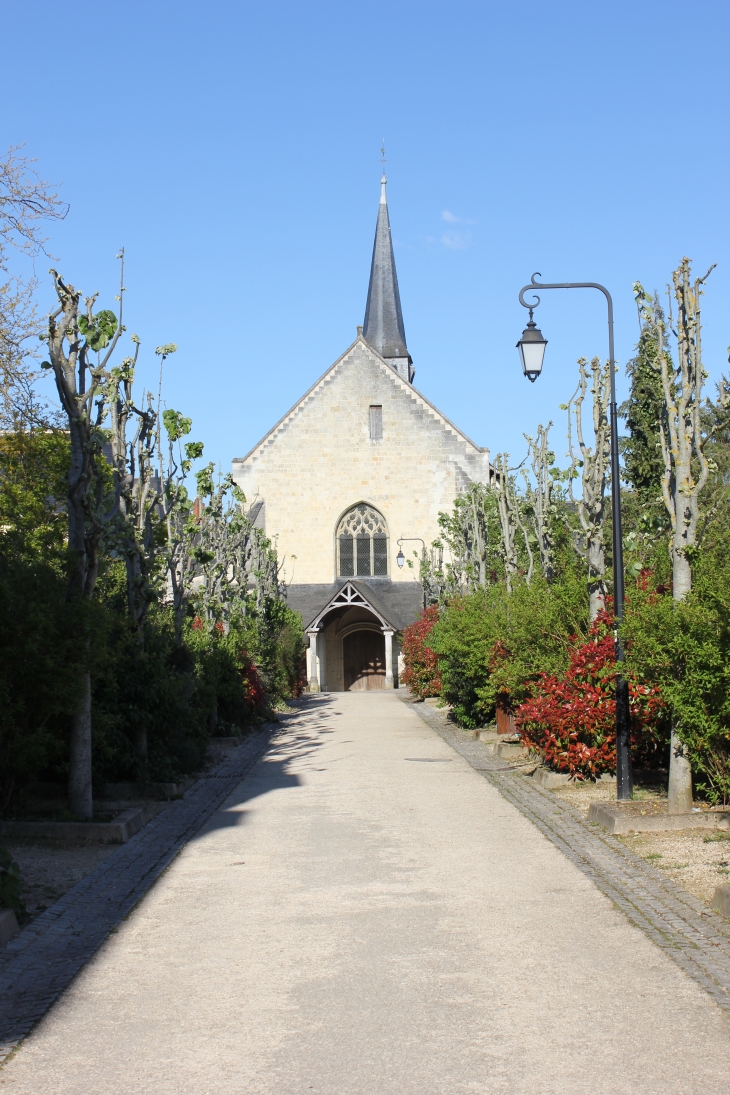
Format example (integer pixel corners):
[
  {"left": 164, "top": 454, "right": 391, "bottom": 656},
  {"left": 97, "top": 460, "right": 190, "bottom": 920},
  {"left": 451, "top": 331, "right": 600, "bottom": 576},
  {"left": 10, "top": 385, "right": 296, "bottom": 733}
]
[
  {"left": 671, "top": 548, "right": 692, "bottom": 602},
  {"left": 668, "top": 543, "right": 694, "bottom": 814},
  {"left": 587, "top": 534, "right": 605, "bottom": 621},
  {"left": 667, "top": 727, "right": 693, "bottom": 814},
  {"left": 68, "top": 671, "right": 93, "bottom": 819}
]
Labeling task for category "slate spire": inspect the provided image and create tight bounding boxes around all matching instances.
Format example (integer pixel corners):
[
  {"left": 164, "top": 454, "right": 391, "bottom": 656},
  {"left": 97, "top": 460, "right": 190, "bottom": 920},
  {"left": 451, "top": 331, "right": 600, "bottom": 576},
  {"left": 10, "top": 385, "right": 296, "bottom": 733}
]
[{"left": 363, "top": 174, "right": 414, "bottom": 382}]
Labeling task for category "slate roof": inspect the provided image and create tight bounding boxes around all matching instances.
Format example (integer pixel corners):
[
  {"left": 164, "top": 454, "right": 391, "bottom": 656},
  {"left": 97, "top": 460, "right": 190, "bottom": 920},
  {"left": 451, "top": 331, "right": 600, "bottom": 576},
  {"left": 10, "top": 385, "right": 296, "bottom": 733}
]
[
  {"left": 286, "top": 577, "right": 424, "bottom": 632},
  {"left": 362, "top": 175, "right": 410, "bottom": 363}
]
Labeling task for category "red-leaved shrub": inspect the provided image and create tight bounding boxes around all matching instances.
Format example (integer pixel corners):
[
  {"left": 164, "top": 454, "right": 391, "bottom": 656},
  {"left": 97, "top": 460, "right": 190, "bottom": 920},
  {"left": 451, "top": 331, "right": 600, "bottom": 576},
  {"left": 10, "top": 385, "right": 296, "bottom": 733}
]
[
  {"left": 516, "top": 610, "right": 666, "bottom": 779},
  {"left": 401, "top": 605, "right": 442, "bottom": 699},
  {"left": 239, "top": 654, "right": 267, "bottom": 716}
]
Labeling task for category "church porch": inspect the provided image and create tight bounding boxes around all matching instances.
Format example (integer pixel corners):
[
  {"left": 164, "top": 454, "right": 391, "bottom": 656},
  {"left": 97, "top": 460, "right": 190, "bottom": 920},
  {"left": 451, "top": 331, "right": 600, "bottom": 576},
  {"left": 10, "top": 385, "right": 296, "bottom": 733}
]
[{"left": 303, "top": 581, "right": 403, "bottom": 693}]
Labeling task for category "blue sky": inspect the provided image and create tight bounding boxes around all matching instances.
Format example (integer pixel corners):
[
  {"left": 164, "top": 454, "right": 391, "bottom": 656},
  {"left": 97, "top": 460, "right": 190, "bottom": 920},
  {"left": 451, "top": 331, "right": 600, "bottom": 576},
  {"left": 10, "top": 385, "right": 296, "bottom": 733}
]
[{"left": 1, "top": 0, "right": 728, "bottom": 474}]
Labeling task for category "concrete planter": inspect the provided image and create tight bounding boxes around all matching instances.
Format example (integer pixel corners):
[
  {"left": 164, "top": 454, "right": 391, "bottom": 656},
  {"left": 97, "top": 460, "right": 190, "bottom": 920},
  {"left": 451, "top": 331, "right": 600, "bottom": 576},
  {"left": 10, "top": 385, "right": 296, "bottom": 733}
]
[
  {"left": 0, "top": 807, "right": 144, "bottom": 846},
  {"left": 588, "top": 802, "right": 730, "bottom": 835},
  {"left": 711, "top": 883, "right": 730, "bottom": 919}
]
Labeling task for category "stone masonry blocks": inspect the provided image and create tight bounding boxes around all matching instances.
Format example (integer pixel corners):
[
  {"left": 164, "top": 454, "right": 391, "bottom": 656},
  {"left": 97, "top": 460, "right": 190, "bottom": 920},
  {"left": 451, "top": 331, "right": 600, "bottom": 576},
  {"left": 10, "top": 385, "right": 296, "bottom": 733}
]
[{"left": 232, "top": 339, "right": 490, "bottom": 585}]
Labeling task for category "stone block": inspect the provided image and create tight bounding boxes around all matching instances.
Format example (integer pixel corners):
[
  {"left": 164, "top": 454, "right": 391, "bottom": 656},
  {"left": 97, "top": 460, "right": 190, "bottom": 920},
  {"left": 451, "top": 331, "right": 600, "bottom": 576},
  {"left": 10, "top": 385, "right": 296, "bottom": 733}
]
[
  {"left": 0, "top": 806, "right": 144, "bottom": 845},
  {"left": 0, "top": 908, "right": 19, "bottom": 947},
  {"left": 533, "top": 768, "right": 572, "bottom": 789},
  {"left": 711, "top": 883, "right": 730, "bottom": 920},
  {"left": 588, "top": 802, "right": 730, "bottom": 835},
  {"left": 496, "top": 743, "right": 529, "bottom": 760}
]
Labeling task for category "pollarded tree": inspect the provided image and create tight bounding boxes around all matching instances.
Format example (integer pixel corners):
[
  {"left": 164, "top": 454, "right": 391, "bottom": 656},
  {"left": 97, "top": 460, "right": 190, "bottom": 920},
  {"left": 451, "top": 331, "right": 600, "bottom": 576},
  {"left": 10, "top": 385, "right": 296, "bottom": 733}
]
[
  {"left": 622, "top": 285, "right": 669, "bottom": 509},
  {"left": 650, "top": 258, "right": 727, "bottom": 812},
  {"left": 103, "top": 340, "right": 204, "bottom": 760},
  {"left": 438, "top": 482, "right": 494, "bottom": 593},
  {"left": 416, "top": 484, "right": 500, "bottom": 603},
  {"left": 192, "top": 465, "right": 282, "bottom": 627},
  {"left": 159, "top": 408, "right": 204, "bottom": 647},
  {"left": 43, "top": 263, "right": 195, "bottom": 810},
  {"left": 564, "top": 357, "right": 612, "bottom": 621},
  {"left": 43, "top": 271, "right": 125, "bottom": 817},
  {"left": 522, "top": 423, "right": 556, "bottom": 583},
  {"left": 493, "top": 453, "right": 533, "bottom": 591}
]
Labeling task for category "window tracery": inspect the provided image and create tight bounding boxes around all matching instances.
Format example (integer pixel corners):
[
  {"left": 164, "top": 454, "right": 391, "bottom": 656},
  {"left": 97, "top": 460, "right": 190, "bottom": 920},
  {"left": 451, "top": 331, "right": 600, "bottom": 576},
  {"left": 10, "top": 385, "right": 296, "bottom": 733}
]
[{"left": 337, "top": 504, "right": 388, "bottom": 577}]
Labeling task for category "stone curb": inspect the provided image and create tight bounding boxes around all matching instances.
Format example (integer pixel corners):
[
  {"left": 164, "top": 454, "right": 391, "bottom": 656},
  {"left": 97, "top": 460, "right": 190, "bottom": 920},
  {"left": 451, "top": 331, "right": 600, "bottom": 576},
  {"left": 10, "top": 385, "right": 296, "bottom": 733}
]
[
  {"left": 712, "top": 884, "right": 730, "bottom": 919},
  {"left": 0, "top": 807, "right": 144, "bottom": 846},
  {"left": 0, "top": 724, "right": 278, "bottom": 1064},
  {"left": 403, "top": 696, "right": 730, "bottom": 1015},
  {"left": 588, "top": 801, "right": 730, "bottom": 835}
]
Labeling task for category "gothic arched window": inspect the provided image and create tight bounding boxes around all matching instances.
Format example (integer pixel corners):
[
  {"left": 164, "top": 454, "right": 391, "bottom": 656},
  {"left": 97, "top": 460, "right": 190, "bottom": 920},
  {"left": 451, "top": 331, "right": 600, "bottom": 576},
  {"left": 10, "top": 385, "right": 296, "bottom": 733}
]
[{"left": 337, "top": 504, "right": 388, "bottom": 578}]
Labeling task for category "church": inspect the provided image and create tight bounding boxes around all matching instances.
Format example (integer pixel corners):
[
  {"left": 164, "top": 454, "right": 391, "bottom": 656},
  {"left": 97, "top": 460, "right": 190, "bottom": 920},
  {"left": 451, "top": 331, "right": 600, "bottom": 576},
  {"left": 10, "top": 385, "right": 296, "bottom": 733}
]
[{"left": 232, "top": 175, "right": 491, "bottom": 692}]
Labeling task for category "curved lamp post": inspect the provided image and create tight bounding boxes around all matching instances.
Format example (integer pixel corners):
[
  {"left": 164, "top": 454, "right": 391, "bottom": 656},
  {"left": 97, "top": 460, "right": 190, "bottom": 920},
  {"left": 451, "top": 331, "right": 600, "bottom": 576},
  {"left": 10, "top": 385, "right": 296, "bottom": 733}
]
[
  {"left": 517, "top": 273, "right": 632, "bottom": 800},
  {"left": 396, "top": 537, "right": 426, "bottom": 569},
  {"left": 397, "top": 537, "right": 428, "bottom": 610}
]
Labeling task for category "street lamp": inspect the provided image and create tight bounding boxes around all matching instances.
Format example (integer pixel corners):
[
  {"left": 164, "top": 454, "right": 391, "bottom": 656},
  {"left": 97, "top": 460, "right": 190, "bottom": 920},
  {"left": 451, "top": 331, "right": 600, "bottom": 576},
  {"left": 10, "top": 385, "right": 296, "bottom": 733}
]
[
  {"left": 397, "top": 537, "right": 428, "bottom": 609},
  {"left": 516, "top": 311, "right": 548, "bottom": 382},
  {"left": 517, "top": 273, "right": 632, "bottom": 800},
  {"left": 396, "top": 537, "right": 425, "bottom": 569}
]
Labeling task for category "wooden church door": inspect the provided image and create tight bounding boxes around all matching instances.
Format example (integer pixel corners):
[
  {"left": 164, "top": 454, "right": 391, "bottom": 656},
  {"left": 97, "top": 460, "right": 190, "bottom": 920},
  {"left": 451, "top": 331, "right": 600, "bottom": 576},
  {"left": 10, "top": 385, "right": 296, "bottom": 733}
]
[{"left": 343, "top": 631, "right": 386, "bottom": 691}]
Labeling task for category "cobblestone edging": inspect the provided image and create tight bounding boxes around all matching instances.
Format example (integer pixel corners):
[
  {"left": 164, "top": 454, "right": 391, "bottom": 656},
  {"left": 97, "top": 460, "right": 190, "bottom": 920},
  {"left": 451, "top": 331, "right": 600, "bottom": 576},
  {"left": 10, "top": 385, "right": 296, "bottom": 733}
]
[
  {"left": 405, "top": 696, "right": 730, "bottom": 1013},
  {"left": 0, "top": 724, "right": 279, "bottom": 1063}
]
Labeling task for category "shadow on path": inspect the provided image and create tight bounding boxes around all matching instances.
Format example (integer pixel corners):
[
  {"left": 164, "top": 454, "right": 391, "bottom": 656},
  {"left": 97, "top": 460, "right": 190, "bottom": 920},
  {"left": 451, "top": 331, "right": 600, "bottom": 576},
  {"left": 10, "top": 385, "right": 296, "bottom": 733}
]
[{"left": 0, "top": 694, "right": 334, "bottom": 1061}]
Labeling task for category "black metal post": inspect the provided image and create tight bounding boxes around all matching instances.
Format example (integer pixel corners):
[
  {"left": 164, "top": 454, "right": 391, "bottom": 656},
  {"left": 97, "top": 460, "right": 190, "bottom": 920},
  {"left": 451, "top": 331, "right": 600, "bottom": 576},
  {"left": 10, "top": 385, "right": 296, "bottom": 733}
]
[
  {"left": 518, "top": 274, "right": 633, "bottom": 799},
  {"left": 398, "top": 538, "right": 427, "bottom": 609}
]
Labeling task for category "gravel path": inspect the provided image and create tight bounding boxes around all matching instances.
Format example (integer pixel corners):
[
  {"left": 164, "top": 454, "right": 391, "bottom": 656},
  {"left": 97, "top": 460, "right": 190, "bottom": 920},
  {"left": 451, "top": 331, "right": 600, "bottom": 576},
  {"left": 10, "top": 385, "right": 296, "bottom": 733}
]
[
  {"left": 410, "top": 697, "right": 730, "bottom": 1011},
  {"left": 0, "top": 723, "right": 276, "bottom": 1063},
  {"left": 1, "top": 692, "right": 729, "bottom": 1094}
]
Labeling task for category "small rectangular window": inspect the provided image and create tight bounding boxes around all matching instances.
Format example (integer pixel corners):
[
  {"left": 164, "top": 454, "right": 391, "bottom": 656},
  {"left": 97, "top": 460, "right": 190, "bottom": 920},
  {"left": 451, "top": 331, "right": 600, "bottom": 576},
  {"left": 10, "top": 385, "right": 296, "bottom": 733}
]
[
  {"left": 369, "top": 405, "right": 383, "bottom": 440},
  {"left": 356, "top": 535, "right": 371, "bottom": 576},
  {"left": 339, "top": 535, "right": 354, "bottom": 576}
]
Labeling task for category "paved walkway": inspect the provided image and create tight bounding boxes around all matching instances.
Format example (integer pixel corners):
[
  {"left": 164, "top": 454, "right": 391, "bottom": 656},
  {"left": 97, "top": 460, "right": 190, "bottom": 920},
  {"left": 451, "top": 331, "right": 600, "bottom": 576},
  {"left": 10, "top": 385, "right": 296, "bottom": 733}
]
[{"left": 2, "top": 692, "right": 730, "bottom": 1093}]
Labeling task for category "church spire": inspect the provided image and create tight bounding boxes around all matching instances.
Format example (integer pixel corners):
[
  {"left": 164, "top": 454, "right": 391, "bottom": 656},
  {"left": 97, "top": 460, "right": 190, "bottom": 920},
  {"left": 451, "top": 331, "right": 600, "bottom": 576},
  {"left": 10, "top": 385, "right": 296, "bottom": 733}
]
[{"left": 362, "top": 173, "right": 414, "bottom": 382}]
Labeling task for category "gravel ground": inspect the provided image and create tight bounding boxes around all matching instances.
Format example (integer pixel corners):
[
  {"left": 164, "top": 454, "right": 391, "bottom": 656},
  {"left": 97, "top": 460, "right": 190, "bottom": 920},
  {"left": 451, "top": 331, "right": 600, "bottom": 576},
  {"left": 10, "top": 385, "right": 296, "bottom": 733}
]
[
  {"left": 552, "top": 776, "right": 730, "bottom": 908},
  {"left": 7, "top": 800, "right": 169, "bottom": 924},
  {"left": 619, "top": 829, "right": 730, "bottom": 904},
  {"left": 552, "top": 777, "right": 667, "bottom": 812},
  {"left": 7, "top": 844, "right": 117, "bottom": 922},
  {"left": 3, "top": 736, "right": 255, "bottom": 926}
]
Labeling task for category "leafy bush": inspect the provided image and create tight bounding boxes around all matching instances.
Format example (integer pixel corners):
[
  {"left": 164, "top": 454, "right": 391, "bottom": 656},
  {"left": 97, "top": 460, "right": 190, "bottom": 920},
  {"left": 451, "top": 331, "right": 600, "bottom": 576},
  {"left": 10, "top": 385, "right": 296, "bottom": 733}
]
[
  {"left": 0, "top": 436, "right": 306, "bottom": 811},
  {"left": 0, "top": 551, "right": 87, "bottom": 811},
  {"left": 516, "top": 610, "right": 667, "bottom": 779},
  {"left": 426, "top": 571, "right": 588, "bottom": 727},
  {"left": 624, "top": 542, "right": 730, "bottom": 802},
  {"left": 401, "top": 605, "right": 442, "bottom": 699}
]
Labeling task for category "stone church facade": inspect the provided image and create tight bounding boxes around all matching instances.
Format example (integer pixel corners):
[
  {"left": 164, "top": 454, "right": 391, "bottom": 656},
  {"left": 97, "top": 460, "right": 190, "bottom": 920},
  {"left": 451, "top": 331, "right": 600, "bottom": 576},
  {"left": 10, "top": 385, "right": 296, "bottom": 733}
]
[{"left": 232, "top": 175, "right": 491, "bottom": 692}]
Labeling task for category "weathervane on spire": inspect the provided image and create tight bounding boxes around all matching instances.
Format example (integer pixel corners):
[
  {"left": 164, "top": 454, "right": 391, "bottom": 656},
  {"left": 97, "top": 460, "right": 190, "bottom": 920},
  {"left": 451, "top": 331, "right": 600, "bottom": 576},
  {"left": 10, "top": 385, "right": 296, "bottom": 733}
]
[{"left": 380, "top": 139, "right": 387, "bottom": 174}]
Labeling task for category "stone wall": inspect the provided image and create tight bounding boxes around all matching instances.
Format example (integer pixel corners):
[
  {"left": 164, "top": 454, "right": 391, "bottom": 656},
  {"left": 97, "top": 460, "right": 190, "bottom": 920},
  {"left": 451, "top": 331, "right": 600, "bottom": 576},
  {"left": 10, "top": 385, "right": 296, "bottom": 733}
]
[{"left": 232, "top": 336, "right": 491, "bottom": 587}]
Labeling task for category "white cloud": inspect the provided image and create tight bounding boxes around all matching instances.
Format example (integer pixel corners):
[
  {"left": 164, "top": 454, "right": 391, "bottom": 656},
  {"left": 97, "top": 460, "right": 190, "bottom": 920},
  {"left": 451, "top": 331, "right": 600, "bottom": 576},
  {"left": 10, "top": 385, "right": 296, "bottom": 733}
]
[{"left": 441, "top": 209, "right": 477, "bottom": 225}]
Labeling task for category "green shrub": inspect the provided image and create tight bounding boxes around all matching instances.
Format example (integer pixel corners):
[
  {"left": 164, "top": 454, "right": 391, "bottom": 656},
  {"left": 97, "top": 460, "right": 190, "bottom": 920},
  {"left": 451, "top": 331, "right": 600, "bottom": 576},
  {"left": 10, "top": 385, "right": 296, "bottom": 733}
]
[
  {"left": 428, "top": 571, "right": 588, "bottom": 728},
  {"left": 624, "top": 540, "right": 730, "bottom": 802}
]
